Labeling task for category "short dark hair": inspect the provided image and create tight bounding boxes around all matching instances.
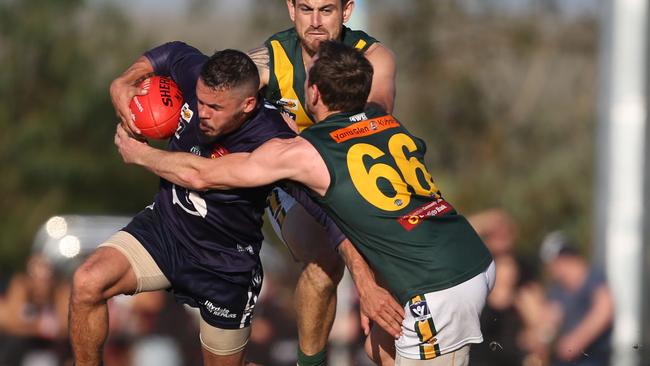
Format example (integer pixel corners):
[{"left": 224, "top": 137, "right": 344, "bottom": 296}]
[
  {"left": 308, "top": 41, "right": 373, "bottom": 113},
  {"left": 200, "top": 49, "right": 259, "bottom": 96}
]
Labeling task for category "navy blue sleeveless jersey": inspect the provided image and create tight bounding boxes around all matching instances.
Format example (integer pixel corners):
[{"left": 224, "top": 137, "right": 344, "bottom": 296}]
[
  {"left": 121, "top": 42, "right": 347, "bottom": 328},
  {"left": 130, "top": 41, "right": 296, "bottom": 283}
]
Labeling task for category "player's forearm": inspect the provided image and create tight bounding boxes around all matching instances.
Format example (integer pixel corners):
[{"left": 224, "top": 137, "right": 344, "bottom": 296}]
[
  {"left": 112, "top": 56, "right": 154, "bottom": 88},
  {"left": 116, "top": 124, "right": 222, "bottom": 190},
  {"left": 110, "top": 56, "right": 156, "bottom": 129},
  {"left": 131, "top": 146, "right": 214, "bottom": 190},
  {"left": 119, "top": 131, "right": 300, "bottom": 191},
  {"left": 133, "top": 146, "right": 264, "bottom": 191},
  {"left": 338, "top": 240, "right": 376, "bottom": 295}
]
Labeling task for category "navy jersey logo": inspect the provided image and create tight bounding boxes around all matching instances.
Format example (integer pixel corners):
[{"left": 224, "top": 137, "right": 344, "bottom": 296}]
[
  {"left": 181, "top": 103, "right": 193, "bottom": 122},
  {"left": 172, "top": 184, "right": 207, "bottom": 218},
  {"left": 174, "top": 103, "right": 192, "bottom": 139}
]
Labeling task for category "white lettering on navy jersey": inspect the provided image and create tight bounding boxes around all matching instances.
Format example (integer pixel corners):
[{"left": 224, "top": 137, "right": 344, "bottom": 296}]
[
  {"left": 236, "top": 244, "right": 255, "bottom": 255},
  {"left": 172, "top": 184, "right": 208, "bottom": 218}
]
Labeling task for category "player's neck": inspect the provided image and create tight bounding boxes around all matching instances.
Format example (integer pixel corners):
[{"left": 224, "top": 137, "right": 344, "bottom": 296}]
[
  {"left": 314, "top": 108, "right": 342, "bottom": 124},
  {"left": 301, "top": 47, "right": 315, "bottom": 71}
]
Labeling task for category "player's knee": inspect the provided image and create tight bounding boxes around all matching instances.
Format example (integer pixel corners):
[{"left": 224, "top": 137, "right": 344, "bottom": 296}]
[
  {"left": 302, "top": 256, "right": 344, "bottom": 291},
  {"left": 71, "top": 261, "right": 109, "bottom": 305},
  {"left": 319, "top": 252, "right": 345, "bottom": 284}
]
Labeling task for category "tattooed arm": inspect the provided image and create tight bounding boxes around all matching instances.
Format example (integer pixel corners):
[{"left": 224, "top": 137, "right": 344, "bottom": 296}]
[{"left": 247, "top": 46, "right": 271, "bottom": 90}]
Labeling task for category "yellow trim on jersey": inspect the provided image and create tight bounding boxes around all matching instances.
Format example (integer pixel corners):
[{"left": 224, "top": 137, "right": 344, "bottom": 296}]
[
  {"left": 354, "top": 39, "right": 367, "bottom": 50},
  {"left": 269, "top": 40, "right": 313, "bottom": 131}
]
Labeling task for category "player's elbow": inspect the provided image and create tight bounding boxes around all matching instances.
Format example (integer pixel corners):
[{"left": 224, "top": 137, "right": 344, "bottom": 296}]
[
  {"left": 189, "top": 179, "right": 211, "bottom": 192},
  {"left": 178, "top": 169, "right": 211, "bottom": 191}
]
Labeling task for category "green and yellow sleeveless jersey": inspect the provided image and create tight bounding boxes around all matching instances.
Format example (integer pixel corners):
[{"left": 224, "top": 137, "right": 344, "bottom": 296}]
[
  {"left": 263, "top": 27, "right": 377, "bottom": 132},
  {"left": 300, "top": 109, "right": 493, "bottom": 304}
]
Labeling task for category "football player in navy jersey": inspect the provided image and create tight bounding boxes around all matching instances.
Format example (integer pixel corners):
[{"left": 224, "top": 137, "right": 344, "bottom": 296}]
[
  {"left": 70, "top": 43, "right": 390, "bottom": 366},
  {"left": 110, "top": 4, "right": 397, "bottom": 366}
]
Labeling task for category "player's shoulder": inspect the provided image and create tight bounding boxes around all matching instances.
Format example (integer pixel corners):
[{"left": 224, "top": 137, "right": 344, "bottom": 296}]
[
  {"left": 341, "top": 26, "right": 378, "bottom": 51},
  {"left": 265, "top": 27, "right": 299, "bottom": 45},
  {"left": 365, "top": 42, "right": 395, "bottom": 63},
  {"left": 342, "top": 25, "right": 376, "bottom": 39},
  {"left": 164, "top": 41, "right": 203, "bottom": 54},
  {"left": 247, "top": 100, "right": 297, "bottom": 137}
]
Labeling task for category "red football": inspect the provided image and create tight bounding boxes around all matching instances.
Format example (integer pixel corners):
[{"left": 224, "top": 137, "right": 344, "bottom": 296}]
[{"left": 129, "top": 76, "right": 183, "bottom": 139}]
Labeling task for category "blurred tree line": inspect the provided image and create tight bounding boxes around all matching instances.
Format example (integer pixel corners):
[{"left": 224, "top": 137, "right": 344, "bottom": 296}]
[
  {"left": 0, "top": 0, "right": 598, "bottom": 273},
  {"left": 373, "top": 1, "right": 598, "bottom": 258},
  {"left": 0, "top": 0, "right": 158, "bottom": 273}
]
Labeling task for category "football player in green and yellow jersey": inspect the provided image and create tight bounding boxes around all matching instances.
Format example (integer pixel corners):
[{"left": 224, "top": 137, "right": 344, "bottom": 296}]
[{"left": 246, "top": 2, "right": 397, "bottom": 364}]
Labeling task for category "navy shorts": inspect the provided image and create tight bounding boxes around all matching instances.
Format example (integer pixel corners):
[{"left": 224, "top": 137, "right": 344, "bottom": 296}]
[{"left": 123, "top": 207, "right": 262, "bottom": 329}]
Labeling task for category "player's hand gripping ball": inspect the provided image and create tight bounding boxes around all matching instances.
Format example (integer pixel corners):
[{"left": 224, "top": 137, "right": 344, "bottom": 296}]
[{"left": 129, "top": 76, "right": 183, "bottom": 139}]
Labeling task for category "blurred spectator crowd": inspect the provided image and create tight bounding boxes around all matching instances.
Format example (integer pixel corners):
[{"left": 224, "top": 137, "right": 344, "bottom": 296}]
[
  {"left": 0, "top": 245, "right": 367, "bottom": 366},
  {"left": 0, "top": 209, "right": 613, "bottom": 366},
  {"left": 468, "top": 209, "right": 613, "bottom": 366}
]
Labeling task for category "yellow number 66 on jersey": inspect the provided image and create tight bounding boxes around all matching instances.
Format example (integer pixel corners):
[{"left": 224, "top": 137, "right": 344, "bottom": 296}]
[{"left": 347, "top": 133, "right": 440, "bottom": 211}]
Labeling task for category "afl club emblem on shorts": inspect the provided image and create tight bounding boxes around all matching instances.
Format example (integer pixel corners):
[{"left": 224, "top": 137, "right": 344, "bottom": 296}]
[{"left": 409, "top": 298, "right": 432, "bottom": 322}]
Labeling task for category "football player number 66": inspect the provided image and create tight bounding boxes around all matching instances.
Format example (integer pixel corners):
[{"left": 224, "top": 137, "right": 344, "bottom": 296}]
[{"left": 347, "top": 133, "right": 439, "bottom": 211}]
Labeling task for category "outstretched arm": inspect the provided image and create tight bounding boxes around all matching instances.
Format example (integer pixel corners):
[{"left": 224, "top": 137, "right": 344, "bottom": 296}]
[
  {"left": 365, "top": 43, "right": 397, "bottom": 113},
  {"left": 114, "top": 124, "right": 328, "bottom": 193},
  {"left": 338, "top": 239, "right": 404, "bottom": 339}
]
